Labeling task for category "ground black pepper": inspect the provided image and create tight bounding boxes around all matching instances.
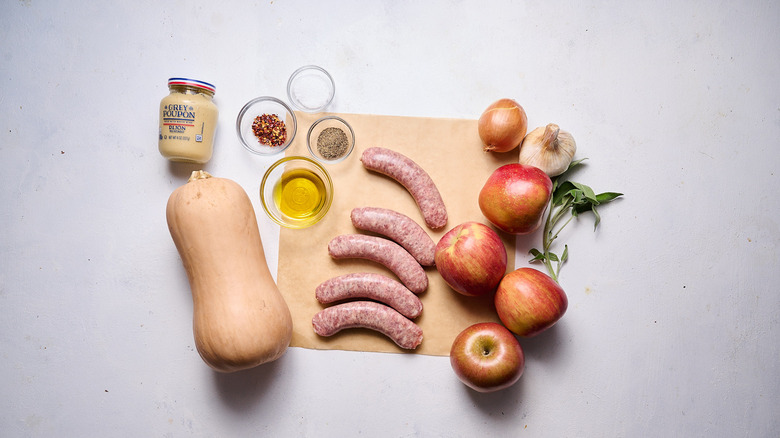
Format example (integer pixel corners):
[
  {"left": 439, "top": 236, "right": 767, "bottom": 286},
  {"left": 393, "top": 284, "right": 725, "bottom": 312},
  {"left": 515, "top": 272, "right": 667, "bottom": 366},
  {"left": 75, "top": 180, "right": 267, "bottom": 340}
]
[
  {"left": 316, "top": 127, "right": 349, "bottom": 159},
  {"left": 252, "top": 114, "right": 287, "bottom": 147}
]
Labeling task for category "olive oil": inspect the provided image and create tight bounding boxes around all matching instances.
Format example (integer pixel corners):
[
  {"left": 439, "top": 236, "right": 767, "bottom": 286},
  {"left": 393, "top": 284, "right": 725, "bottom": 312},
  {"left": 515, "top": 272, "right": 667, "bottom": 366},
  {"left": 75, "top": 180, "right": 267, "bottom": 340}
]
[{"left": 273, "top": 168, "right": 327, "bottom": 220}]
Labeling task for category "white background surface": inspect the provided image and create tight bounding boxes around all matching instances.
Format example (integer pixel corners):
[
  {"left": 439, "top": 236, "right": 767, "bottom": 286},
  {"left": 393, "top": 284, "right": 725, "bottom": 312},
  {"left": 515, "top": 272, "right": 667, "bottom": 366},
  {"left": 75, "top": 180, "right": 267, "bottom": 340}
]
[{"left": 1, "top": 1, "right": 778, "bottom": 436}]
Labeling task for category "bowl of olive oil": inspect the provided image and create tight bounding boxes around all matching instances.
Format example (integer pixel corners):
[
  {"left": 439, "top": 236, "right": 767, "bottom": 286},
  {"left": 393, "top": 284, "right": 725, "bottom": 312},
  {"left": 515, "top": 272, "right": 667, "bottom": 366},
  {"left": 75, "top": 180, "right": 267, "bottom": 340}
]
[{"left": 260, "top": 156, "right": 334, "bottom": 229}]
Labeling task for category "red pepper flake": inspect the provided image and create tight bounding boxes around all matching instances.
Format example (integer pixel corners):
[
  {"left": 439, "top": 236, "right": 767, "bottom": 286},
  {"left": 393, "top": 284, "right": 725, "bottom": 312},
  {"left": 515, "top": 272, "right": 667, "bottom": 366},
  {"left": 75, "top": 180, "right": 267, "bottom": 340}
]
[{"left": 252, "top": 113, "right": 287, "bottom": 147}]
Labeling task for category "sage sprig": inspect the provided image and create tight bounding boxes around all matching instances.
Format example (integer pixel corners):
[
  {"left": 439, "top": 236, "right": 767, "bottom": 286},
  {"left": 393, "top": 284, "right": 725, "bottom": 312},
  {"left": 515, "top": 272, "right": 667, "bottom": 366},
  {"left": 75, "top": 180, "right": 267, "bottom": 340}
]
[{"left": 529, "top": 159, "right": 622, "bottom": 283}]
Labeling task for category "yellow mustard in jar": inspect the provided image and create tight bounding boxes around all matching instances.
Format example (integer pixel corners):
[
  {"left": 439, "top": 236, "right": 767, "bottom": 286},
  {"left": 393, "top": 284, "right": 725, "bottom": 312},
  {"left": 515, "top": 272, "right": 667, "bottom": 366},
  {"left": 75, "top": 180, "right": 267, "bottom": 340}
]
[{"left": 158, "top": 78, "right": 218, "bottom": 163}]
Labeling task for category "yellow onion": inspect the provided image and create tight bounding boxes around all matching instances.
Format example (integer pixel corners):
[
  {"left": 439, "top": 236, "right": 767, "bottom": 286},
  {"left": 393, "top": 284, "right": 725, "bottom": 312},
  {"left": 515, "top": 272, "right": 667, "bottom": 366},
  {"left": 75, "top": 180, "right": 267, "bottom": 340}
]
[{"left": 478, "top": 98, "right": 528, "bottom": 153}]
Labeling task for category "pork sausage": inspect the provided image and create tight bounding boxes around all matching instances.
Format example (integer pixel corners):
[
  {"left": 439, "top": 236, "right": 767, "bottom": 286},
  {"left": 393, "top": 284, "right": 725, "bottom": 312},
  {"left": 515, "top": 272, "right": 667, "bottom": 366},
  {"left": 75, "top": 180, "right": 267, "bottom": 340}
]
[
  {"left": 328, "top": 234, "right": 428, "bottom": 293},
  {"left": 360, "top": 147, "right": 447, "bottom": 229},
  {"left": 316, "top": 273, "right": 423, "bottom": 319},
  {"left": 350, "top": 207, "right": 436, "bottom": 266},
  {"left": 312, "top": 301, "right": 423, "bottom": 350}
]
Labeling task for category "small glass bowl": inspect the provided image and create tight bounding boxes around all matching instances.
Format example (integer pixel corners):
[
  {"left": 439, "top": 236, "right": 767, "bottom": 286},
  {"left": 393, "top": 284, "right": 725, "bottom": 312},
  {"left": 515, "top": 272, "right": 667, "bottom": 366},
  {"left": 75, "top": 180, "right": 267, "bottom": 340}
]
[
  {"left": 236, "top": 96, "right": 297, "bottom": 155},
  {"left": 287, "top": 65, "right": 335, "bottom": 113},
  {"left": 260, "top": 156, "right": 334, "bottom": 229},
  {"left": 306, "top": 116, "right": 355, "bottom": 164}
]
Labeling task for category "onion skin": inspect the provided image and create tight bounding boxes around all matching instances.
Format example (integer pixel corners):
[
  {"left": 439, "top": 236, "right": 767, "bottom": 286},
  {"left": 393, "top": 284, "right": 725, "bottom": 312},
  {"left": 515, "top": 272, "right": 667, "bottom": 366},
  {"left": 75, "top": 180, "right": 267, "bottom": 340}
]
[{"left": 478, "top": 98, "right": 528, "bottom": 153}]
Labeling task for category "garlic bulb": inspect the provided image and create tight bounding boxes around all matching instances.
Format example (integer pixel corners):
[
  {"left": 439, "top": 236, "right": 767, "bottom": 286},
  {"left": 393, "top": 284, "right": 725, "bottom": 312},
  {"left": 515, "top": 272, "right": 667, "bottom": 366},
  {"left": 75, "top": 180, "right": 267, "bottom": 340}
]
[{"left": 518, "top": 123, "right": 576, "bottom": 177}]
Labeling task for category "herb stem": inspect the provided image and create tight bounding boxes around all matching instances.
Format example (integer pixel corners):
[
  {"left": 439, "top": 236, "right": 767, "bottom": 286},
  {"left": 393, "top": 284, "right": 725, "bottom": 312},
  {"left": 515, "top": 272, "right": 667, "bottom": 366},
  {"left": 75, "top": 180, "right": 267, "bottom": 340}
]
[
  {"left": 539, "top": 196, "right": 575, "bottom": 283},
  {"left": 549, "top": 214, "right": 575, "bottom": 250},
  {"left": 528, "top": 159, "right": 622, "bottom": 284}
]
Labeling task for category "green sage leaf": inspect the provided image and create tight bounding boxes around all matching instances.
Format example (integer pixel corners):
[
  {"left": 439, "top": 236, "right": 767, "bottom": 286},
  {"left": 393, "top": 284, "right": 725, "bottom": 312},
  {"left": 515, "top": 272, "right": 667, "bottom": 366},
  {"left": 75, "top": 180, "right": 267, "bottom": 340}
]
[
  {"left": 567, "top": 158, "right": 588, "bottom": 171},
  {"left": 592, "top": 205, "right": 602, "bottom": 230},
  {"left": 571, "top": 190, "right": 585, "bottom": 205},
  {"left": 574, "top": 202, "right": 593, "bottom": 214},
  {"left": 596, "top": 192, "right": 623, "bottom": 203},
  {"left": 572, "top": 182, "right": 598, "bottom": 204},
  {"left": 528, "top": 248, "right": 545, "bottom": 262},
  {"left": 553, "top": 181, "right": 577, "bottom": 205}
]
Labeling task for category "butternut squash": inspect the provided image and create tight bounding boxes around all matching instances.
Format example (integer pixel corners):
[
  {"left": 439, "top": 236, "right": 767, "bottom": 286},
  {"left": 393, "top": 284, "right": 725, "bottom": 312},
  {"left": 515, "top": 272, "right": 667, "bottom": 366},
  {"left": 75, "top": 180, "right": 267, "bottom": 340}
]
[{"left": 166, "top": 170, "right": 293, "bottom": 372}]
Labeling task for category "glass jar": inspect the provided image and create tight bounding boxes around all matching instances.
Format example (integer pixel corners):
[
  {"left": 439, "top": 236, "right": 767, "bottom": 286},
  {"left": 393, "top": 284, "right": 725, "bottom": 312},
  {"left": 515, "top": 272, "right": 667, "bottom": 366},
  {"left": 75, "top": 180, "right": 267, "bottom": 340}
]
[{"left": 158, "top": 78, "right": 218, "bottom": 163}]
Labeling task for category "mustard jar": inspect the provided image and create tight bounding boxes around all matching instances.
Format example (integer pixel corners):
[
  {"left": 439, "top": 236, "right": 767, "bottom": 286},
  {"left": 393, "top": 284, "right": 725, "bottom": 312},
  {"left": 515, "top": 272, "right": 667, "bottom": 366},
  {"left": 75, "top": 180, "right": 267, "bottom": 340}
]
[{"left": 158, "top": 78, "right": 218, "bottom": 163}]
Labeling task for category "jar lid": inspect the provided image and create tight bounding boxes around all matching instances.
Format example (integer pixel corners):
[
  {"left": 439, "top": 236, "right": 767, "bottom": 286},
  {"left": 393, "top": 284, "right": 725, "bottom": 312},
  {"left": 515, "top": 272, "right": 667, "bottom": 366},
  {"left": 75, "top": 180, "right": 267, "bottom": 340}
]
[{"left": 168, "top": 77, "right": 216, "bottom": 94}]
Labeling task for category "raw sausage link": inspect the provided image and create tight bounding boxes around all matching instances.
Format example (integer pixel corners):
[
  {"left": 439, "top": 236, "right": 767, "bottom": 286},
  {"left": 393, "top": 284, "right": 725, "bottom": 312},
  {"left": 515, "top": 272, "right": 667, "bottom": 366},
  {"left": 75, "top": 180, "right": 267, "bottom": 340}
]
[
  {"left": 316, "top": 273, "right": 424, "bottom": 319},
  {"left": 360, "top": 147, "right": 448, "bottom": 229},
  {"left": 328, "top": 234, "right": 428, "bottom": 293},
  {"left": 312, "top": 301, "right": 424, "bottom": 350},
  {"left": 351, "top": 207, "right": 436, "bottom": 266}
]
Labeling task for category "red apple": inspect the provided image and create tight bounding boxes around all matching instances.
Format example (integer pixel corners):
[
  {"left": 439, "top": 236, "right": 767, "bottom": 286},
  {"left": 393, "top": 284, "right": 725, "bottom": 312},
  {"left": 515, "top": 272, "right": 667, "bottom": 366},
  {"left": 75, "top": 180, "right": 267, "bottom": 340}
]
[
  {"left": 478, "top": 163, "right": 553, "bottom": 235},
  {"left": 495, "top": 267, "right": 568, "bottom": 337},
  {"left": 435, "top": 221, "right": 507, "bottom": 297},
  {"left": 450, "top": 322, "right": 525, "bottom": 393}
]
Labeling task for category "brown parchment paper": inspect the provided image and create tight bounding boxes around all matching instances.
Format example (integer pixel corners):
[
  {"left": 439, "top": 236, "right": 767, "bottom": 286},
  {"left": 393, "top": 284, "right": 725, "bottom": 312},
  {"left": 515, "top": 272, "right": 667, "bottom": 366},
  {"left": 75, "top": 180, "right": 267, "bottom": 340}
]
[{"left": 276, "top": 111, "right": 519, "bottom": 356}]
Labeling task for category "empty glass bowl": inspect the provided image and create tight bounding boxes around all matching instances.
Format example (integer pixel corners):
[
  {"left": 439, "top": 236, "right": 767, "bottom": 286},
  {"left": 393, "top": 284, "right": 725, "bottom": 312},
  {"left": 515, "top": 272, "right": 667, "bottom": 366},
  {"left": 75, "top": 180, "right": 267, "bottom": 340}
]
[
  {"left": 287, "top": 65, "right": 335, "bottom": 113},
  {"left": 260, "top": 156, "right": 334, "bottom": 229},
  {"left": 306, "top": 116, "right": 355, "bottom": 164},
  {"left": 236, "top": 96, "right": 297, "bottom": 155}
]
